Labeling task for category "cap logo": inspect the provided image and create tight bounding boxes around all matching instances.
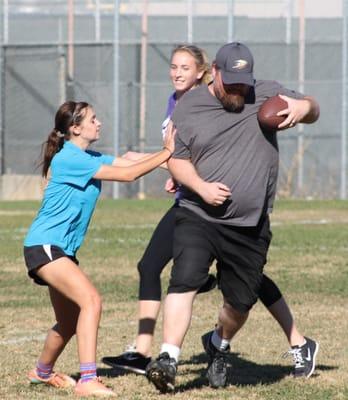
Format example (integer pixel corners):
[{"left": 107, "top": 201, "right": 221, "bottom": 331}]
[{"left": 232, "top": 59, "right": 248, "bottom": 70}]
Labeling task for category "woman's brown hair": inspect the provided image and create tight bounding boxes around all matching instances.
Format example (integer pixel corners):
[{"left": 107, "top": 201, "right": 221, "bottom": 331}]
[{"left": 40, "top": 101, "right": 89, "bottom": 177}]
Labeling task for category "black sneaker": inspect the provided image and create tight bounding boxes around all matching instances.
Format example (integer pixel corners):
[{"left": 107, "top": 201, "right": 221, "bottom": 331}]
[
  {"left": 197, "top": 274, "right": 217, "bottom": 295},
  {"left": 101, "top": 351, "right": 151, "bottom": 375},
  {"left": 201, "top": 330, "right": 230, "bottom": 388},
  {"left": 146, "top": 352, "right": 177, "bottom": 393},
  {"left": 284, "top": 337, "right": 319, "bottom": 378}
]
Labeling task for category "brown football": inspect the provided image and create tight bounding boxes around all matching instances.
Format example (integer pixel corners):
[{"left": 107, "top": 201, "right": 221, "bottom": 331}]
[{"left": 257, "top": 95, "right": 288, "bottom": 130}]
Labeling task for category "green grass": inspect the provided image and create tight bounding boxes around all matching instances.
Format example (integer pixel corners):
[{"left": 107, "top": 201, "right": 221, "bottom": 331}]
[{"left": 0, "top": 199, "right": 347, "bottom": 399}]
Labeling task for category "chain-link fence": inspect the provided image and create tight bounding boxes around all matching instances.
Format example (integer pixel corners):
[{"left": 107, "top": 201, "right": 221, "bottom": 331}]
[{"left": 0, "top": 0, "right": 347, "bottom": 199}]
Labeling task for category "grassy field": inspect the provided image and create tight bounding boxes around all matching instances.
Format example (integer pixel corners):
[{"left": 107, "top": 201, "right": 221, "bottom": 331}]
[{"left": 0, "top": 199, "right": 347, "bottom": 399}]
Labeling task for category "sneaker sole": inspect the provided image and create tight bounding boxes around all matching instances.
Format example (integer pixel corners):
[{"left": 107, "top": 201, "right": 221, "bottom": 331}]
[
  {"left": 29, "top": 378, "right": 44, "bottom": 385},
  {"left": 305, "top": 341, "right": 319, "bottom": 379},
  {"left": 147, "top": 367, "right": 175, "bottom": 393},
  {"left": 101, "top": 359, "right": 146, "bottom": 375}
]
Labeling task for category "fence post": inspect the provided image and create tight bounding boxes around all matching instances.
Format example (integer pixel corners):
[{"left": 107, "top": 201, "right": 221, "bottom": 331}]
[
  {"left": 138, "top": 0, "right": 149, "bottom": 199},
  {"left": 227, "top": 0, "right": 235, "bottom": 42},
  {"left": 297, "top": 0, "right": 305, "bottom": 195},
  {"left": 341, "top": 0, "right": 348, "bottom": 199},
  {"left": 113, "top": 0, "right": 120, "bottom": 199},
  {"left": 0, "top": 0, "right": 8, "bottom": 175},
  {"left": 187, "top": 0, "right": 193, "bottom": 43}
]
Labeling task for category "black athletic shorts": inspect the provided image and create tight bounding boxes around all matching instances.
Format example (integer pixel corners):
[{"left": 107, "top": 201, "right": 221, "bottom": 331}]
[
  {"left": 169, "top": 207, "right": 272, "bottom": 313},
  {"left": 24, "top": 245, "right": 78, "bottom": 286}
]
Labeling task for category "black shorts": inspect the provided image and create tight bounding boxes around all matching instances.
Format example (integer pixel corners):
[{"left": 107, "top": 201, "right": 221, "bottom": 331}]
[
  {"left": 24, "top": 245, "right": 78, "bottom": 286},
  {"left": 169, "top": 208, "right": 272, "bottom": 313}
]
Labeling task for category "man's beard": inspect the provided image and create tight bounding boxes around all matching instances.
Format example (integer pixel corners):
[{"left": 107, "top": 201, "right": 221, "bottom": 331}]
[{"left": 215, "top": 88, "right": 245, "bottom": 112}]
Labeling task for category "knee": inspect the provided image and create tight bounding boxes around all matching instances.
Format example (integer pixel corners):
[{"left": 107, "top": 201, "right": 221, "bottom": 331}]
[
  {"left": 223, "top": 301, "right": 247, "bottom": 317},
  {"left": 137, "top": 260, "right": 162, "bottom": 301},
  {"left": 169, "top": 268, "right": 208, "bottom": 293},
  {"left": 137, "top": 260, "right": 146, "bottom": 277},
  {"left": 92, "top": 292, "right": 103, "bottom": 316},
  {"left": 82, "top": 290, "right": 102, "bottom": 318},
  {"left": 222, "top": 295, "right": 253, "bottom": 315}
]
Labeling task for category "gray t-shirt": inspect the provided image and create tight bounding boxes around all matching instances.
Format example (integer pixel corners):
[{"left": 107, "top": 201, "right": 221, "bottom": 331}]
[{"left": 171, "top": 80, "right": 304, "bottom": 226}]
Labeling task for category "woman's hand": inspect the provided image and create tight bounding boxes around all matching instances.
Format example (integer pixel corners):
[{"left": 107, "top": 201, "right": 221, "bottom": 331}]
[{"left": 163, "top": 120, "right": 176, "bottom": 154}]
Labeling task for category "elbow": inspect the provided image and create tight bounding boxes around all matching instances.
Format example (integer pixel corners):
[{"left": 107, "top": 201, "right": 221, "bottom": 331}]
[
  {"left": 124, "top": 171, "right": 139, "bottom": 182},
  {"left": 123, "top": 175, "right": 137, "bottom": 182},
  {"left": 304, "top": 97, "right": 320, "bottom": 124},
  {"left": 310, "top": 100, "right": 320, "bottom": 123},
  {"left": 308, "top": 107, "right": 320, "bottom": 124},
  {"left": 314, "top": 104, "right": 320, "bottom": 122}
]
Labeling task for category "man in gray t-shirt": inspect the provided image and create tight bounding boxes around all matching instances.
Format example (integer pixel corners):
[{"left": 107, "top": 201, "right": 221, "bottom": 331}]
[
  {"left": 146, "top": 42, "right": 320, "bottom": 393},
  {"left": 172, "top": 80, "right": 304, "bottom": 226}
]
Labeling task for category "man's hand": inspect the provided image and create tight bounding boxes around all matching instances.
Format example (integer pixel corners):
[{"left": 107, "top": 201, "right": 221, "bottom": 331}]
[
  {"left": 197, "top": 181, "right": 231, "bottom": 206},
  {"left": 277, "top": 94, "right": 320, "bottom": 129}
]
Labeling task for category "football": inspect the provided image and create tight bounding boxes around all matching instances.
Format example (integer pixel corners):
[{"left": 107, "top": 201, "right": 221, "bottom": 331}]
[{"left": 257, "top": 95, "right": 288, "bottom": 130}]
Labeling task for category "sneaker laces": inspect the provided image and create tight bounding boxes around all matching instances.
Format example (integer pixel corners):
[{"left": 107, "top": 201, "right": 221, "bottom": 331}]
[
  {"left": 158, "top": 353, "right": 177, "bottom": 372},
  {"left": 283, "top": 348, "right": 305, "bottom": 369},
  {"left": 214, "top": 353, "right": 226, "bottom": 373}
]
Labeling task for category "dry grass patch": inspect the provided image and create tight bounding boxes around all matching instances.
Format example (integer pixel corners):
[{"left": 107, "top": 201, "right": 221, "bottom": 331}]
[{"left": 0, "top": 199, "right": 347, "bottom": 399}]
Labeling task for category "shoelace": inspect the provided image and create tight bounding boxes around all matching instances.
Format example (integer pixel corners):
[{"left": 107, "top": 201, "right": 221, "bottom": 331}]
[
  {"left": 283, "top": 348, "right": 305, "bottom": 369},
  {"left": 159, "top": 354, "right": 177, "bottom": 372},
  {"left": 214, "top": 354, "right": 226, "bottom": 373}
]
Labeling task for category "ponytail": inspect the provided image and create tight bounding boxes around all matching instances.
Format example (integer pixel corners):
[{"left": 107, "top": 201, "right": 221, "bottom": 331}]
[{"left": 40, "top": 129, "right": 65, "bottom": 178}]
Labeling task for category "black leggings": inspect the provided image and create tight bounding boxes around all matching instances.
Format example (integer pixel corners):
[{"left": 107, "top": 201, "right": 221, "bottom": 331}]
[{"left": 137, "top": 205, "right": 282, "bottom": 307}]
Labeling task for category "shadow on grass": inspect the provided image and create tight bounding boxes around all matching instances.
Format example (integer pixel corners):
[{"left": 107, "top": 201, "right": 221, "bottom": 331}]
[
  {"left": 97, "top": 367, "right": 136, "bottom": 378},
  {"left": 95, "top": 352, "right": 336, "bottom": 393},
  {"left": 175, "top": 352, "right": 336, "bottom": 392}
]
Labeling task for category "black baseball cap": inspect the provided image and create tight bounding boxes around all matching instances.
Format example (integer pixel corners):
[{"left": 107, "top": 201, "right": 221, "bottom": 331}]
[{"left": 215, "top": 42, "right": 254, "bottom": 87}]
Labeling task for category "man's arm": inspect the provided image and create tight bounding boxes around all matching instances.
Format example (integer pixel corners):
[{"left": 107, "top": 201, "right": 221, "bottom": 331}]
[
  {"left": 277, "top": 95, "right": 320, "bottom": 129},
  {"left": 168, "top": 158, "right": 231, "bottom": 206}
]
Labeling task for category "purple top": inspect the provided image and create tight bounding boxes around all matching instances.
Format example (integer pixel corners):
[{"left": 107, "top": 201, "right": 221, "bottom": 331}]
[
  {"left": 166, "top": 92, "right": 177, "bottom": 118},
  {"left": 162, "top": 92, "right": 182, "bottom": 201},
  {"left": 161, "top": 92, "right": 177, "bottom": 137}
]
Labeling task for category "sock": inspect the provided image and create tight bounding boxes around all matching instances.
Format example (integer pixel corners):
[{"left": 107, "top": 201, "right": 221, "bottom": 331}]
[
  {"left": 36, "top": 361, "right": 53, "bottom": 379},
  {"left": 211, "top": 330, "right": 230, "bottom": 351},
  {"left": 80, "top": 362, "right": 97, "bottom": 383},
  {"left": 160, "top": 343, "right": 181, "bottom": 362}
]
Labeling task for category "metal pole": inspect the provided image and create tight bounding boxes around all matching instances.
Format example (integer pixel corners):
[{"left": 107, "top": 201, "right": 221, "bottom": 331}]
[
  {"left": 285, "top": 0, "right": 293, "bottom": 91},
  {"left": 341, "top": 0, "right": 348, "bottom": 199},
  {"left": 95, "top": 0, "right": 101, "bottom": 42},
  {"left": 138, "top": 0, "right": 149, "bottom": 199},
  {"left": 67, "top": 0, "right": 74, "bottom": 99},
  {"left": 227, "top": 0, "right": 235, "bottom": 42},
  {"left": 3, "top": 0, "right": 8, "bottom": 44},
  {"left": 0, "top": 0, "right": 8, "bottom": 175},
  {"left": 113, "top": 0, "right": 120, "bottom": 198},
  {"left": 285, "top": 0, "right": 293, "bottom": 44},
  {"left": 58, "top": 18, "right": 66, "bottom": 105},
  {"left": 297, "top": 0, "right": 305, "bottom": 194},
  {"left": 187, "top": 0, "right": 193, "bottom": 43},
  {"left": 0, "top": 4, "right": 2, "bottom": 176}
]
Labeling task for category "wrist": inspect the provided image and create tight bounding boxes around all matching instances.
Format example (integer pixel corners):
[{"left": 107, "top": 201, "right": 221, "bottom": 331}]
[
  {"left": 163, "top": 146, "right": 173, "bottom": 156},
  {"left": 195, "top": 179, "right": 207, "bottom": 197}
]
